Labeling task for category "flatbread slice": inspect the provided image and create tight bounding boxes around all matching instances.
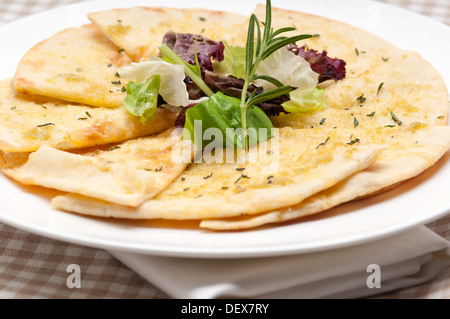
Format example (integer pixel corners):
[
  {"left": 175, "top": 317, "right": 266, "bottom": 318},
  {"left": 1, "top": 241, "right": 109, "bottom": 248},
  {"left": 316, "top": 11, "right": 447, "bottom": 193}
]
[
  {"left": 0, "top": 129, "right": 190, "bottom": 207},
  {"left": 14, "top": 23, "right": 131, "bottom": 108},
  {"left": 88, "top": 7, "right": 249, "bottom": 61},
  {"left": 272, "top": 50, "right": 449, "bottom": 130},
  {"left": 0, "top": 79, "right": 177, "bottom": 153},
  {"left": 200, "top": 124, "right": 450, "bottom": 230},
  {"left": 51, "top": 127, "right": 384, "bottom": 220}
]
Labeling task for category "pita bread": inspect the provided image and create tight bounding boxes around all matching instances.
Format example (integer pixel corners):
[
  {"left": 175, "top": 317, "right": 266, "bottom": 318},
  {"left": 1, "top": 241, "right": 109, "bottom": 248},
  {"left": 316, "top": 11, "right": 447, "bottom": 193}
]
[
  {"left": 88, "top": 7, "right": 249, "bottom": 62},
  {"left": 272, "top": 50, "right": 449, "bottom": 130},
  {"left": 1, "top": 129, "right": 190, "bottom": 206},
  {"left": 200, "top": 124, "right": 450, "bottom": 229},
  {"left": 0, "top": 79, "right": 177, "bottom": 153},
  {"left": 51, "top": 127, "right": 384, "bottom": 219},
  {"left": 14, "top": 23, "right": 131, "bottom": 108}
]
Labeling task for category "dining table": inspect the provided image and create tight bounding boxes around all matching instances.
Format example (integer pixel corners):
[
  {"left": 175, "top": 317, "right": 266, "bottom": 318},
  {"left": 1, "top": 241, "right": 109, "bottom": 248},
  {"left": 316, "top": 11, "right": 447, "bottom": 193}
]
[{"left": 0, "top": 0, "right": 449, "bottom": 299}]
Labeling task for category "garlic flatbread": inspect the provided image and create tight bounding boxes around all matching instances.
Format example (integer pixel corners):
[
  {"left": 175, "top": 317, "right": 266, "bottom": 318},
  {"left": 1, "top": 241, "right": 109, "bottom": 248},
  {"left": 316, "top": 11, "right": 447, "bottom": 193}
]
[
  {"left": 14, "top": 24, "right": 131, "bottom": 108},
  {"left": 1, "top": 129, "right": 190, "bottom": 207},
  {"left": 200, "top": 124, "right": 450, "bottom": 230},
  {"left": 51, "top": 127, "right": 384, "bottom": 220},
  {"left": 0, "top": 79, "right": 177, "bottom": 153},
  {"left": 272, "top": 50, "right": 449, "bottom": 130}
]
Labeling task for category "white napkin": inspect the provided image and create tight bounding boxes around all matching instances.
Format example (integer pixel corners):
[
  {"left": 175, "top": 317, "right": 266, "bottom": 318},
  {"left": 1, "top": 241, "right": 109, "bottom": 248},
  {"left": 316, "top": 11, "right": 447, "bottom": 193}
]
[{"left": 110, "top": 225, "right": 450, "bottom": 299}]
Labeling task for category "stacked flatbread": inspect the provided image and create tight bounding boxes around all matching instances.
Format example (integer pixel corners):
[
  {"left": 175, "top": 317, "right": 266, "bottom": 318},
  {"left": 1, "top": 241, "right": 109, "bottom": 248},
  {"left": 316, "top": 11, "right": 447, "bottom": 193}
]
[{"left": 0, "top": 5, "right": 449, "bottom": 231}]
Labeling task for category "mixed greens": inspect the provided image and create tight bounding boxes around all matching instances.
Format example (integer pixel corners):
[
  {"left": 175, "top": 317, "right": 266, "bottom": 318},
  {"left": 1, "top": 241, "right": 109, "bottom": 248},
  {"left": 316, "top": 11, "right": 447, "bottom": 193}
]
[{"left": 118, "top": 0, "right": 346, "bottom": 150}]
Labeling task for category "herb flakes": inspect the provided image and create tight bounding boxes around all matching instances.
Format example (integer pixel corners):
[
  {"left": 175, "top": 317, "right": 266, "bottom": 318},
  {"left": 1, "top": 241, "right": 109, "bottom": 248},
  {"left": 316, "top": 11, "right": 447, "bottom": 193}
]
[
  {"left": 203, "top": 173, "right": 213, "bottom": 180},
  {"left": 377, "top": 82, "right": 384, "bottom": 95},
  {"left": 234, "top": 174, "right": 250, "bottom": 184},
  {"left": 356, "top": 94, "right": 366, "bottom": 104},
  {"left": 316, "top": 136, "right": 330, "bottom": 149},
  {"left": 347, "top": 137, "right": 361, "bottom": 145},
  {"left": 106, "top": 145, "right": 121, "bottom": 151},
  {"left": 390, "top": 111, "right": 403, "bottom": 126},
  {"left": 37, "top": 123, "right": 55, "bottom": 128},
  {"left": 355, "top": 48, "right": 366, "bottom": 56}
]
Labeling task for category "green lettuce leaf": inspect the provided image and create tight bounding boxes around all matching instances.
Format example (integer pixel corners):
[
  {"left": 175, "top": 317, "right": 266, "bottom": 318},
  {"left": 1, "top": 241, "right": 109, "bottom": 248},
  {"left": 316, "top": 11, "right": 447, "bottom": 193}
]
[
  {"left": 214, "top": 45, "right": 319, "bottom": 95},
  {"left": 282, "top": 87, "right": 327, "bottom": 113},
  {"left": 183, "top": 91, "right": 273, "bottom": 149},
  {"left": 118, "top": 60, "right": 205, "bottom": 107},
  {"left": 123, "top": 75, "right": 160, "bottom": 124},
  {"left": 213, "top": 41, "right": 246, "bottom": 80}
]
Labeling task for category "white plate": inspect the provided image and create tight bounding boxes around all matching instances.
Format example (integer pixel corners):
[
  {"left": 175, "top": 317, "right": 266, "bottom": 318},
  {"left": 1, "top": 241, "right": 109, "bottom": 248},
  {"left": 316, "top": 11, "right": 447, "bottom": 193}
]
[{"left": 0, "top": 0, "right": 449, "bottom": 258}]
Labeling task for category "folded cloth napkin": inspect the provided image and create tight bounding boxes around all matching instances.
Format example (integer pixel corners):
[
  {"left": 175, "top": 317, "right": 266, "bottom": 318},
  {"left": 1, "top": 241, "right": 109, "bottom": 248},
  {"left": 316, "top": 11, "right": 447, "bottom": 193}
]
[{"left": 110, "top": 225, "right": 450, "bottom": 299}]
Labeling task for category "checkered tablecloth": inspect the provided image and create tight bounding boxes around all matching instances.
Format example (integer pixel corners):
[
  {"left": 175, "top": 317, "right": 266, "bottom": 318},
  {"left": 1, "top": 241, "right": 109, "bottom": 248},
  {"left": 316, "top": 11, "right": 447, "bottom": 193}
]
[{"left": 0, "top": 0, "right": 449, "bottom": 299}]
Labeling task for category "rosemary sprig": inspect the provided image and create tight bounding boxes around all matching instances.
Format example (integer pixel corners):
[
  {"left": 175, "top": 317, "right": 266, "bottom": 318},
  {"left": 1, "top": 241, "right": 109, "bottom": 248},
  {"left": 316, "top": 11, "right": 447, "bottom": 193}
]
[{"left": 240, "top": 0, "right": 313, "bottom": 148}]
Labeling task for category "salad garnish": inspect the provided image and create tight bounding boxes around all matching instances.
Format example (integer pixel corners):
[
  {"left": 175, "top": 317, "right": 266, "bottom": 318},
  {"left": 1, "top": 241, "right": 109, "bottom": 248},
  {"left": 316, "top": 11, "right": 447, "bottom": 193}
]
[{"left": 118, "top": 0, "right": 347, "bottom": 150}]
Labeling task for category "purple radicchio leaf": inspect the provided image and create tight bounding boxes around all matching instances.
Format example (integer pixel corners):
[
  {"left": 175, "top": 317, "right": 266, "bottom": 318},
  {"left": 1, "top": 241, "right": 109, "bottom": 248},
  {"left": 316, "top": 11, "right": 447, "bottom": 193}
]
[
  {"left": 287, "top": 44, "right": 346, "bottom": 83},
  {"left": 174, "top": 103, "right": 196, "bottom": 128},
  {"left": 161, "top": 31, "right": 225, "bottom": 72}
]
